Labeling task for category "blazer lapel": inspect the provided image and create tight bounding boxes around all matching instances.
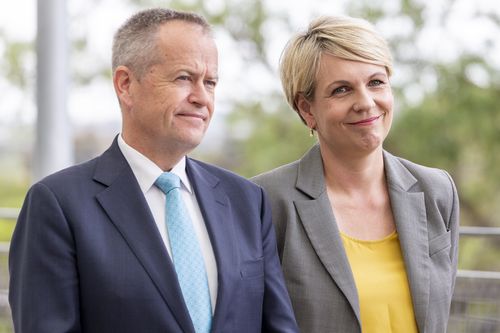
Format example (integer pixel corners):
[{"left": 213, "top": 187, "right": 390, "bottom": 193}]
[
  {"left": 93, "top": 139, "right": 194, "bottom": 333},
  {"left": 186, "top": 159, "right": 236, "bottom": 332},
  {"left": 384, "top": 151, "right": 430, "bottom": 333},
  {"left": 294, "top": 145, "right": 361, "bottom": 323}
]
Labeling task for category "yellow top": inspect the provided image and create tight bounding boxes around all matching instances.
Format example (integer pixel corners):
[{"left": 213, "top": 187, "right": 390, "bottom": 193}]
[{"left": 340, "top": 231, "right": 419, "bottom": 333}]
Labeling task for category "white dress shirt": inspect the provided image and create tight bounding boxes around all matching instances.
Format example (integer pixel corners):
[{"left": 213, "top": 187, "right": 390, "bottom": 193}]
[{"left": 118, "top": 135, "right": 218, "bottom": 311}]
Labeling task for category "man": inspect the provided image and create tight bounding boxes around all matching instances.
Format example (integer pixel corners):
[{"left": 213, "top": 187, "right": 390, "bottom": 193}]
[{"left": 9, "top": 8, "right": 298, "bottom": 333}]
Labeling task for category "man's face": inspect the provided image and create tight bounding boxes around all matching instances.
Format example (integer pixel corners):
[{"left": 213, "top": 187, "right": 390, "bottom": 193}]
[{"left": 119, "top": 20, "right": 218, "bottom": 163}]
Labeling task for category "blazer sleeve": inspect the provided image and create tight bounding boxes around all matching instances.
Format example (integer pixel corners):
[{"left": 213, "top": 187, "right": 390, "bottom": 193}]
[
  {"left": 9, "top": 182, "right": 81, "bottom": 333},
  {"left": 259, "top": 187, "right": 299, "bottom": 333},
  {"left": 444, "top": 170, "right": 460, "bottom": 292}
]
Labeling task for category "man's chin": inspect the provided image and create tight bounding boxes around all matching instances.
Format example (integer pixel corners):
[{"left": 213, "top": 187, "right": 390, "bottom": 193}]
[{"left": 175, "top": 136, "right": 205, "bottom": 153}]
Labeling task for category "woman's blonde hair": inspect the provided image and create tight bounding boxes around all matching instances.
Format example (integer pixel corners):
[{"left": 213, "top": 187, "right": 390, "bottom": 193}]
[{"left": 280, "top": 16, "right": 393, "bottom": 123}]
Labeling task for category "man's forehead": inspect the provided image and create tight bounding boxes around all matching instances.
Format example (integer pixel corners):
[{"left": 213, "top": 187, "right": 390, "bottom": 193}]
[{"left": 157, "top": 19, "right": 211, "bottom": 38}]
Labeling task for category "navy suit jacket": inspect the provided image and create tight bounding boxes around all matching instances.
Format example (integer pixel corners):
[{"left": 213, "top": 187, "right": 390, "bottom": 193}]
[{"left": 9, "top": 138, "right": 298, "bottom": 333}]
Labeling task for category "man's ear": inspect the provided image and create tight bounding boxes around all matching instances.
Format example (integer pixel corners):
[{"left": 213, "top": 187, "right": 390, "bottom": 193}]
[
  {"left": 296, "top": 94, "right": 316, "bottom": 130},
  {"left": 113, "top": 65, "right": 134, "bottom": 109}
]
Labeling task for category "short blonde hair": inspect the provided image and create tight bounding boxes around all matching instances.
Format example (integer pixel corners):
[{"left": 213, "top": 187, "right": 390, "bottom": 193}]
[{"left": 280, "top": 16, "right": 393, "bottom": 123}]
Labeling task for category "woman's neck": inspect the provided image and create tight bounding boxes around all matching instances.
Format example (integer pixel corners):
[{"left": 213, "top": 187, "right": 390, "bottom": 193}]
[{"left": 320, "top": 144, "right": 386, "bottom": 196}]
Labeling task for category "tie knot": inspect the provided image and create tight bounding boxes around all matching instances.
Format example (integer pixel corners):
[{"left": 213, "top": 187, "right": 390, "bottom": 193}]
[{"left": 155, "top": 172, "right": 181, "bottom": 194}]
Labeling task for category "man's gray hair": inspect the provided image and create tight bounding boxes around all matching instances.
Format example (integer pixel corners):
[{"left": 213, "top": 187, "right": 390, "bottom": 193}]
[{"left": 112, "top": 8, "right": 211, "bottom": 78}]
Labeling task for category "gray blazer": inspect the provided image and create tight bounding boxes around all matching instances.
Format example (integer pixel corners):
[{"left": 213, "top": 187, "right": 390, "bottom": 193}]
[{"left": 252, "top": 144, "right": 459, "bottom": 333}]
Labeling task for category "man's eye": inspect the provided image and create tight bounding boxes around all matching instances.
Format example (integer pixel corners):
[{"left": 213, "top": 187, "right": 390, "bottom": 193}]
[
  {"left": 205, "top": 80, "right": 217, "bottom": 88},
  {"left": 177, "top": 75, "right": 191, "bottom": 81}
]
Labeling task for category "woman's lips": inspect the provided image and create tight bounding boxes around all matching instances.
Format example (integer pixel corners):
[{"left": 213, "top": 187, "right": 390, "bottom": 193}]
[{"left": 347, "top": 114, "right": 382, "bottom": 125}]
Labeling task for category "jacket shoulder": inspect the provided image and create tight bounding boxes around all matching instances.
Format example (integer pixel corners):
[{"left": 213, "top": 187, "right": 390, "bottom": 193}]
[
  {"left": 188, "top": 158, "right": 261, "bottom": 192},
  {"left": 386, "top": 153, "right": 458, "bottom": 228},
  {"left": 392, "top": 154, "right": 455, "bottom": 191},
  {"left": 37, "top": 157, "right": 100, "bottom": 190},
  {"left": 251, "top": 160, "right": 300, "bottom": 194}
]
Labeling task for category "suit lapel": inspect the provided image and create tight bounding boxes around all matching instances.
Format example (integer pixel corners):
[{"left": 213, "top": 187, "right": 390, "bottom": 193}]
[
  {"left": 294, "top": 145, "right": 361, "bottom": 323},
  {"left": 93, "top": 139, "right": 194, "bottom": 333},
  {"left": 384, "top": 151, "right": 430, "bottom": 333},
  {"left": 186, "top": 159, "right": 236, "bottom": 332}
]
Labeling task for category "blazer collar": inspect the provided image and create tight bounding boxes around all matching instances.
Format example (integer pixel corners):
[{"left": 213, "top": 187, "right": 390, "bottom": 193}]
[
  {"left": 295, "top": 145, "right": 421, "bottom": 195},
  {"left": 383, "top": 150, "right": 418, "bottom": 191},
  {"left": 185, "top": 159, "right": 237, "bottom": 332},
  {"left": 93, "top": 137, "right": 195, "bottom": 333},
  {"left": 383, "top": 151, "right": 430, "bottom": 333},
  {"left": 296, "top": 144, "right": 325, "bottom": 198},
  {"left": 294, "top": 145, "right": 430, "bottom": 332},
  {"left": 294, "top": 144, "right": 361, "bottom": 326}
]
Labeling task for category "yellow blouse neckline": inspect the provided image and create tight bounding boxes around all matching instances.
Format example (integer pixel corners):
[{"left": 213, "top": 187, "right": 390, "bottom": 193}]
[{"left": 339, "top": 229, "right": 397, "bottom": 244}]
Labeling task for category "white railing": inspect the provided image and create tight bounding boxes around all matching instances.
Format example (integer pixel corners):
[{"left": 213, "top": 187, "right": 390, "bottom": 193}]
[
  {"left": 459, "top": 226, "right": 500, "bottom": 237},
  {"left": 0, "top": 209, "right": 20, "bottom": 221}
]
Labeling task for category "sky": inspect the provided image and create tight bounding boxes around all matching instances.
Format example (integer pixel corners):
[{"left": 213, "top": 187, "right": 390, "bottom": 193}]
[{"left": 1, "top": 0, "right": 500, "bottom": 128}]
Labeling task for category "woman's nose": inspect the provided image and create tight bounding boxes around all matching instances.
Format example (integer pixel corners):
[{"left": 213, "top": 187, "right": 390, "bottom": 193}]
[{"left": 352, "top": 88, "right": 376, "bottom": 112}]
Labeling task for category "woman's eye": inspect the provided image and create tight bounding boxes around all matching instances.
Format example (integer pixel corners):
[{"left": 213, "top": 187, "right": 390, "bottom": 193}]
[
  {"left": 332, "top": 86, "right": 349, "bottom": 95},
  {"left": 369, "top": 79, "right": 384, "bottom": 86}
]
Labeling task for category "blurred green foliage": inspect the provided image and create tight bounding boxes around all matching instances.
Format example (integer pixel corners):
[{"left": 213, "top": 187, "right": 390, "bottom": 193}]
[
  {"left": 0, "top": 179, "right": 27, "bottom": 209},
  {"left": 0, "top": 176, "right": 27, "bottom": 242},
  {"left": 0, "top": 29, "right": 32, "bottom": 90},
  {"left": 0, "top": 222, "right": 15, "bottom": 243},
  {"left": 218, "top": 95, "right": 317, "bottom": 177},
  {"left": 0, "top": 321, "right": 13, "bottom": 333}
]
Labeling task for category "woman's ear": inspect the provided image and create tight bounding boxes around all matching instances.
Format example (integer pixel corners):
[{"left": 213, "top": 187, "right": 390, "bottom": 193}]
[
  {"left": 113, "top": 65, "right": 133, "bottom": 109},
  {"left": 296, "top": 94, "right": 316, "bottom": 130}
]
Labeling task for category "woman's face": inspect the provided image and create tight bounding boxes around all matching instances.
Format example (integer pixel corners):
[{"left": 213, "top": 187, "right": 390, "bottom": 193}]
[{"left": 297, "top": 54, "right": 393, "bottom": 156}]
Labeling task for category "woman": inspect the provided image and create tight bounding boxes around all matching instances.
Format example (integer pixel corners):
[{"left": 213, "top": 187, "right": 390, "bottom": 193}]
[{"left": 253, "top": 16, "right": 459, "bottom": 333}]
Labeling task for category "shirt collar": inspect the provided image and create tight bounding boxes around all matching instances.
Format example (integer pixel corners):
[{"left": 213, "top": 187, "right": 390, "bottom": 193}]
[{"left": 117, "top": 134, "right": 193, "bottom": 194}]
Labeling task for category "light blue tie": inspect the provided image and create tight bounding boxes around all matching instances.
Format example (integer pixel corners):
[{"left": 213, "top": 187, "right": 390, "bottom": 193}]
[{"left": 155, "top": 172, "right": 212, "bottom": 333}]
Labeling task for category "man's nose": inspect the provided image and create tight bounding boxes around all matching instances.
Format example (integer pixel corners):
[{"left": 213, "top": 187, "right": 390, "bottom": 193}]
[{"left": 188, "top": 81, "right": 212, "bottom": 107}]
